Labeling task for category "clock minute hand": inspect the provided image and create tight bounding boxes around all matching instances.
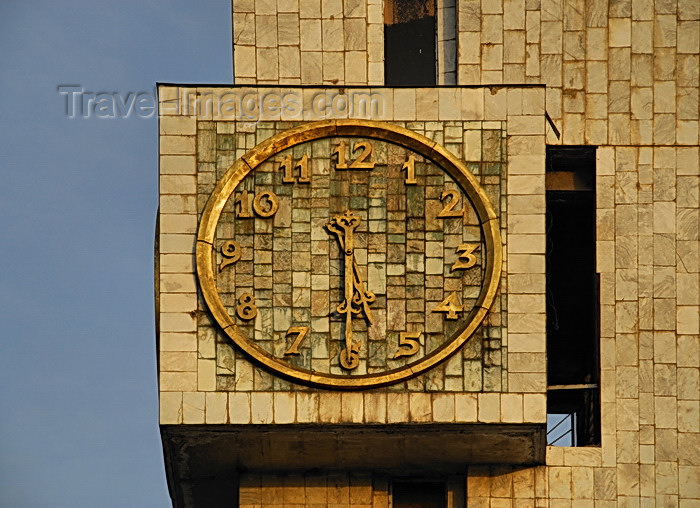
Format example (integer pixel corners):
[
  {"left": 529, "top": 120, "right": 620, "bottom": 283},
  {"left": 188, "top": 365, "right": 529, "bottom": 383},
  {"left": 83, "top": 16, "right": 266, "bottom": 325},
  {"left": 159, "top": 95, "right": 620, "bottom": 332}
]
[
  {"left": 326, "top": 211, "right": 363, "bottom": 370},
  {"left": 342, "top": 232, "right": 357, "bottom": 369}
]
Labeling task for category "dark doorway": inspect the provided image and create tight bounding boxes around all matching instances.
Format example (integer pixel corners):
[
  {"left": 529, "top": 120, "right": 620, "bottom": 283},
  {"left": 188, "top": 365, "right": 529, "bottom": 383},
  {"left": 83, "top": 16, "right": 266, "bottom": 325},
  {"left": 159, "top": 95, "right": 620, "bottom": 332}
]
[{"left": 393, "top": 481, "right": 446, "bottom": 508}]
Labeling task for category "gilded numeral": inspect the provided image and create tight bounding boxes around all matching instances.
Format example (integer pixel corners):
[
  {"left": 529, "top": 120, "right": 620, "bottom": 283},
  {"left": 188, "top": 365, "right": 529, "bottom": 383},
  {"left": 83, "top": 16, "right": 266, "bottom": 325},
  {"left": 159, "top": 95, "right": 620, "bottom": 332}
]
[
  {"left": 392, "top": 331, "right": 422, "bottom": 359},
  {"left": 451, "top": 243, "right": 479, "bottom": 271},
  {"left": 234, "top": 190, "right": 253, "bottom": 218},
  {"left": 332, "top": 140, "right": 348, "bottom": 169},
  {"left": 437, "top": 189, "right": 464, "bottom": 218},
  {"left": 280, "top": 154, "right": 310, "bottom": 184},
  {"left": 235, "top": 190, "right": 279, "bottom": 218},
  {"left": 350, "top": 141, "right": 374, "bottom": 168},
  {"left": 297, "top": 154, "right": 310, "bottom": 182},
  {"left": 432, "top": 291, "right": 463, "bottom": 320},
  {"left": 280, "top": 155, "right": 295, "bottom": 183},
  {"left": 402, "top": 155, "right": 417, "bottom": 185},
  {"left": 236, "top": 293, "right": 257, "bottom": 320},
  {"left": 283, "top": 326, "right": 309, "bottom": 356},
  {"left": 253, "top": 191, "right": 279, "bottom": 217},
  {"left": 219, "top": 240, "right": 242, "bottom": 271},
  {"left": 332, "top": 140, "right": 375, "bottom": 170}
]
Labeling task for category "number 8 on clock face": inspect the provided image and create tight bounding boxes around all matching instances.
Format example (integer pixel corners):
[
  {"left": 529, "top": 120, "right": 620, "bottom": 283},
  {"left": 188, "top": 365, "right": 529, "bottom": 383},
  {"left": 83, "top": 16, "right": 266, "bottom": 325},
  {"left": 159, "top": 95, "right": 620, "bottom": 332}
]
[{"left": 196, "top": 120, "right": 502, "bottom": 389}]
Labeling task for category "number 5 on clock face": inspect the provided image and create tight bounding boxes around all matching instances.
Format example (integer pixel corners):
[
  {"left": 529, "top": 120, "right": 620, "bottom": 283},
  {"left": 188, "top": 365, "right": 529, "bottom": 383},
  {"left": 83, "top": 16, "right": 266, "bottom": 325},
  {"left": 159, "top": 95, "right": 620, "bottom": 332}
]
[{"left": 393, "top": 331, "right": 422, "bottom": 359}]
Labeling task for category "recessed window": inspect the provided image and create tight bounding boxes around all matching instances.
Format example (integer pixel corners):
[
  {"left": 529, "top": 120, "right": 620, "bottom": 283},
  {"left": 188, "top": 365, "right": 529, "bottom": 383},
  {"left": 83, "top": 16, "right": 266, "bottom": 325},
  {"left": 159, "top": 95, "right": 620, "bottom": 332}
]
[
  {"left": 545, "top": 146, "right": 601, "bottom": 447},
  {"left": 384, "top": 0, "right": 437, "bottom": 86},
  {"left": 437, "top": 0, "right": 457, "bottom": 85}
]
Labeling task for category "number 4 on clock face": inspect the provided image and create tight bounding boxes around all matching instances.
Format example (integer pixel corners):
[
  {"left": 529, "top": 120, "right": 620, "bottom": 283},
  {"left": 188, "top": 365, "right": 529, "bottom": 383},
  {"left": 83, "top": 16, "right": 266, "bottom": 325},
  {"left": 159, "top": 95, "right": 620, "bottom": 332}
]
[{"left": 433, "top": 291, "right": 463, "bottom": 320}]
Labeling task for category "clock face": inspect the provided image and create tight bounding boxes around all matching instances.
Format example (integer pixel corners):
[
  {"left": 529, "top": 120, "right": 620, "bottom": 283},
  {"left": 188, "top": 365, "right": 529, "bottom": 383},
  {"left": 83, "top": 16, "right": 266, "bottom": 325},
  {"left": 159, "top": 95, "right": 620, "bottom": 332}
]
[{"left": 196, "top": 120, "right": 501, "bottom": 389}]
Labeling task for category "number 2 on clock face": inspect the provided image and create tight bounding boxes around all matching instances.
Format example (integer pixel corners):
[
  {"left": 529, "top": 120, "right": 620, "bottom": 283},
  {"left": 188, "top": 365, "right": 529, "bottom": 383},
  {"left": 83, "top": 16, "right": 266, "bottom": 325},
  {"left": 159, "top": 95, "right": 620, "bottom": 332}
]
[{"left": 437, "top": 189, "right": 463, "bottom": 218}]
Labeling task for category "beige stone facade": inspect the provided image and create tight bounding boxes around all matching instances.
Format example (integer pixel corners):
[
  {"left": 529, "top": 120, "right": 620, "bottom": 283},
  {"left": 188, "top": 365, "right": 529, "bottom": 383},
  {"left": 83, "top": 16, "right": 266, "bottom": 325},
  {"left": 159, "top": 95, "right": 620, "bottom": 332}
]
[{"left": 157, "top": 0, "right": 699, "bottom": 506}]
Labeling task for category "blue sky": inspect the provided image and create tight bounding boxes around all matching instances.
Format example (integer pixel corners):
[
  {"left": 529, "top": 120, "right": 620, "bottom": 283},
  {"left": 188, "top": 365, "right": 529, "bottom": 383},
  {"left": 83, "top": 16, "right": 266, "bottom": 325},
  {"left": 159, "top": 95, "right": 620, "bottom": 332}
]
[{"left": 0, "top": 2, "right": 231, "bottom": 506}]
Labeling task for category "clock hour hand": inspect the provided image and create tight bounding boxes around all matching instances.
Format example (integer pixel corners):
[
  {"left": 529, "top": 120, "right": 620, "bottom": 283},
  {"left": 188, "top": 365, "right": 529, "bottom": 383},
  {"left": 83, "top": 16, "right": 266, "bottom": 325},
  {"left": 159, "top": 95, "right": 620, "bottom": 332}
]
[{"left": 352, "top": 257, "right": 375, "bottom": 324}]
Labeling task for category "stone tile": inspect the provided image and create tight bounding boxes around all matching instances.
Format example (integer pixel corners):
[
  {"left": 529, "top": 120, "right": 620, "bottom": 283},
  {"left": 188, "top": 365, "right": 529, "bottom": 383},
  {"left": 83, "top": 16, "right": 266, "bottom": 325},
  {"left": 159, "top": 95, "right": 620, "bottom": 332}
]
[
  {"left": 205, "top": 392, "right": 228, "bottom": 423},
  {"left": 478, "top": 393, "right": 500, "bottom": 422},
  {"left": 340, "top": 393, "right": 363, "bottom": 423},
  {"left": 432, "top": 393, "right": 455, "bottom": 422},
  {"left": 274, "top": 392, "right": 295, "bottom": 423},
  {"left": 251, "top": 392, "right": 274, "bottom": 423},
  {"left": 160, "top": 392, "right": 183, "bottom": 424}
]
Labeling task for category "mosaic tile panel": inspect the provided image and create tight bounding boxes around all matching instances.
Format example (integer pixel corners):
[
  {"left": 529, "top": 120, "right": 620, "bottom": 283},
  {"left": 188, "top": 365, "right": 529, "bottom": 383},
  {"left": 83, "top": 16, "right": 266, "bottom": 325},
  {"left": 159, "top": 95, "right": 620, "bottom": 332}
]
[{"left": 197, "top": 120, "right": 507, "bottom": 392}]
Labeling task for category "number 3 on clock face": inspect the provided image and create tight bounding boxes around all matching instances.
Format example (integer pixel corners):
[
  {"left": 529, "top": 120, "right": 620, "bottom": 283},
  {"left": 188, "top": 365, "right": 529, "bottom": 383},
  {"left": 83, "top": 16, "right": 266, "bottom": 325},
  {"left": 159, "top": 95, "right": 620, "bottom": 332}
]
[{"left": 196, "top": 120, "right": 502, "bottom": 389}]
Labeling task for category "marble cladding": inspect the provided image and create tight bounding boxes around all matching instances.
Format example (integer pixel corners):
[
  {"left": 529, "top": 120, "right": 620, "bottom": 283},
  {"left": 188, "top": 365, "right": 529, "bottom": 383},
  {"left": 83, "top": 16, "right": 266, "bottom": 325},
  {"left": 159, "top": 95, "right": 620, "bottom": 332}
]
[
  {"left": 238, "top": 472, "right": 390, "bottom": 508},
  {"left": 454, "top": 0, "right": 699, "bottom": 147},
  {"left": 207, "top": 121, "right": 503, "bottom": 390},
  {"left": 232, "top": 0, "right": 699, "bottom": 148},
  {"left": 233, "top": 0, "right": 385, "bottom": 85},
  {"left": 158, "top": 85, "right": 549, "bottom": 428},
  {"left": 191, "top": 0, "right": 700, "bottom": 504}
]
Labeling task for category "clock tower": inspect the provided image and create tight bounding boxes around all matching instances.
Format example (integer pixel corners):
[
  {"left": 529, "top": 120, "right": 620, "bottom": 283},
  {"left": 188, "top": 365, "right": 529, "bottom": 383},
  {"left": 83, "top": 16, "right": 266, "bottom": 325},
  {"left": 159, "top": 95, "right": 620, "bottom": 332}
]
[
  {"left": 158, "top": 0, "right": 700, "bottom": 505},
  {"left": 157, "top": 81, "right": 548, "bottom": 506}
]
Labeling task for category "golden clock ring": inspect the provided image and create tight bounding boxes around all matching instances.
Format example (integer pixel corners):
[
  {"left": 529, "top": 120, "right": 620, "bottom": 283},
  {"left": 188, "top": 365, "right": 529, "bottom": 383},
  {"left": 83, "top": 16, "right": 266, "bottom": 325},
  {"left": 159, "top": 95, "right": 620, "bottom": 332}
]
[{"left": 195, "top": 119, "right": 503, "bottom": 389}]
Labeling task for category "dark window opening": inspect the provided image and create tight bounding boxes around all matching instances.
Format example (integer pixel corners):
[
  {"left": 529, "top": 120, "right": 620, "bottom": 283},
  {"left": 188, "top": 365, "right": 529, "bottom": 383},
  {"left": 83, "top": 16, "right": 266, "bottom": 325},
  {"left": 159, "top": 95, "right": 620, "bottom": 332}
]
[
  {"left": 546, "top": 146, "right": 600, "bottom": 447},
  {"left": 393, "top": 480, "right": 446, "bottom": 508},
  {"left": 384, "top": 0, "right": 437, "bottom": 86}
]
